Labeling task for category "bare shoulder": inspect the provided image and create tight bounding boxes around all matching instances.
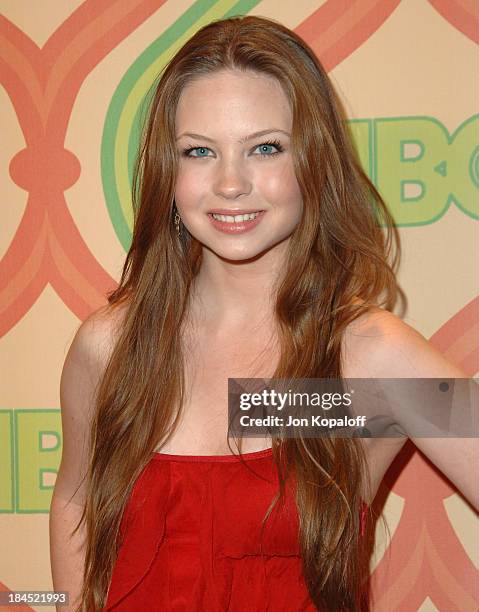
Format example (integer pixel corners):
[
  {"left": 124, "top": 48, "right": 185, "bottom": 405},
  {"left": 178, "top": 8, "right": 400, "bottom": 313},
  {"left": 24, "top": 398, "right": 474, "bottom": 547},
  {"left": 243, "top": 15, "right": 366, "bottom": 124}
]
[
  {"left": 342, "top": 304, "right": 479, "bottom": 509},
  {"left": 53, "top": 301, "right": 129, "bottom": 507},
  {"left": 341, "top": 303, "right": 472, "bottom": 504},
  {"left": 67, "top": 301, "right": 128, "bottom": 374},
  {"left": 342, "top": 304, "right": 466, "bottom": 378}
]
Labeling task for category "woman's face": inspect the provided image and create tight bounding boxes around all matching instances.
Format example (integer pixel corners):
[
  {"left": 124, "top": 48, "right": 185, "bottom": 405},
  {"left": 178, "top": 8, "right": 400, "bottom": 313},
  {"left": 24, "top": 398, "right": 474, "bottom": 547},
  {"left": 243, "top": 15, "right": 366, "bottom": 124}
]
[{"left": 174, "top": 69, "right": 303, "bottom": 262}]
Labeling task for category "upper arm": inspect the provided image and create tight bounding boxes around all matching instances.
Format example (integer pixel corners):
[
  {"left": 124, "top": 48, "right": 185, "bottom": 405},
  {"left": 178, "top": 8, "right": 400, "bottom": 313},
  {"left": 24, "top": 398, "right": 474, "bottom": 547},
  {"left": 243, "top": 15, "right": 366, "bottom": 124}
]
[
  {"left": 53, "top": 306, "right": 122, "bottom": 508},
  {"left": 351, "top": 309, "right": 479, "bottom": 509}
]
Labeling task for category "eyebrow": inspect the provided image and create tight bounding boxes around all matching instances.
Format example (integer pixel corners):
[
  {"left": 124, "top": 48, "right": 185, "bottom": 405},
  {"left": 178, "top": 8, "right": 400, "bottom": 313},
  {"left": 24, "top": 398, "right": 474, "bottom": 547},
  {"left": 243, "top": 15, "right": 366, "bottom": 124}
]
[{"left": 175, "top": 128, "right": 291, "bottom": 143}]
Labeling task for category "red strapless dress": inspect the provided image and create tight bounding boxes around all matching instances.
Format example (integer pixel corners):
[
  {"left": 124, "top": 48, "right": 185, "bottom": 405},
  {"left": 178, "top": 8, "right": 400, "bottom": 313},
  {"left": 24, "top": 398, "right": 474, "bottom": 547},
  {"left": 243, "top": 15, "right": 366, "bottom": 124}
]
[{"left": 104, "top": 447, "right": 367, "bottom": 611}]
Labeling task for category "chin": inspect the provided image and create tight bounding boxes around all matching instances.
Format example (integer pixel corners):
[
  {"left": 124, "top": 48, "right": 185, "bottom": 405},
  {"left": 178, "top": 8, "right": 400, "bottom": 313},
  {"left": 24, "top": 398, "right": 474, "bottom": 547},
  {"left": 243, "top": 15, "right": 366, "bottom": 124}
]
[{"left": 205, "top": 241, "right": 279, "bottom": 263}]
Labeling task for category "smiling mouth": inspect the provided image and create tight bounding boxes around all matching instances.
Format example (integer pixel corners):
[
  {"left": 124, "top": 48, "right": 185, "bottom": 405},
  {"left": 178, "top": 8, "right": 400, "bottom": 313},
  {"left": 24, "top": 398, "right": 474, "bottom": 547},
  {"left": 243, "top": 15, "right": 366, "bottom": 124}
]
[{"left": 208, "top": 211, "right": 264, "bottom": 223}]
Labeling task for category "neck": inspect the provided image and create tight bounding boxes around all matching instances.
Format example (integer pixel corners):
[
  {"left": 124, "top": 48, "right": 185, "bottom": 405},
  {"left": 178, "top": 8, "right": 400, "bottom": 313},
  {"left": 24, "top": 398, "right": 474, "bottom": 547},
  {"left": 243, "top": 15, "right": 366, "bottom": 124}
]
[{"left": 187, "top": 245, "right": 287, "bottom": 332}]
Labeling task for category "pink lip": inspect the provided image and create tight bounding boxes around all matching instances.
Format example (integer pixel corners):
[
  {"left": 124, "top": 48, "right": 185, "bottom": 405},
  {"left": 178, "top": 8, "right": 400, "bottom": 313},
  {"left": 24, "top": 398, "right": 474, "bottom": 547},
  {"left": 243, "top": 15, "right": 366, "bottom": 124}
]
[
  {"left": 207, "top": 210, "right": 266, "bottom": 234},
  {"left": 208, "top": 208, "right": 265, "bottom": 215}
]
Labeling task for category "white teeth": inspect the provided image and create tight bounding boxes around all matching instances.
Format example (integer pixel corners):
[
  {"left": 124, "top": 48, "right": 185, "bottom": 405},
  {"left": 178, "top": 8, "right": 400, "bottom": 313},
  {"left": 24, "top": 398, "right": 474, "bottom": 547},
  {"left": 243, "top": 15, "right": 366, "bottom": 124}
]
[{"left": 211, "top": 211, "right": 262, "bottom": 223}]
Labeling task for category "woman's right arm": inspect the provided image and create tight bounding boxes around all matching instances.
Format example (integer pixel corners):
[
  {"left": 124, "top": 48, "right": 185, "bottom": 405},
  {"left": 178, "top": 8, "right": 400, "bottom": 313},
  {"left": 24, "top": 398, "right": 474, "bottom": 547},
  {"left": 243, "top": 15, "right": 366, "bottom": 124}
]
[{"left": 49, "top": 309, "right": 115, "bottom": 611}]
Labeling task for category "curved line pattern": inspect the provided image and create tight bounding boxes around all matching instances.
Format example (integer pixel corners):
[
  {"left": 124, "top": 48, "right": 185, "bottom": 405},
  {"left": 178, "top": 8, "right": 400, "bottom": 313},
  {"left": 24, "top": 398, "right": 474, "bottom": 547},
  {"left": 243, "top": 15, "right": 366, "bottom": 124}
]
[{"left": 0, "top": 1, "right": 478, "bottom": 608}]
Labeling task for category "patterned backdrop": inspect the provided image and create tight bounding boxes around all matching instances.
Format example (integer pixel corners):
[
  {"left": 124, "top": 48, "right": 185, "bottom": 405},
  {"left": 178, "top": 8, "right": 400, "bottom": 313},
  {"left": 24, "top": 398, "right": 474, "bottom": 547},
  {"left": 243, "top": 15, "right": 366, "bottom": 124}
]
[{"left": 1, "top": 1, "right": 478, "bottom": 610}]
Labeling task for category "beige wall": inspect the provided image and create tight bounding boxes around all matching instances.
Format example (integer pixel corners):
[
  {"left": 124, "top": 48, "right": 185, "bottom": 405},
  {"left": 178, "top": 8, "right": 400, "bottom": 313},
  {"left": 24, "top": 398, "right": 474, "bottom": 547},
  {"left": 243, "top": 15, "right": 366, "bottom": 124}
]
[{"left": 1, "top": 1, "right": 478, "bottom": 609}]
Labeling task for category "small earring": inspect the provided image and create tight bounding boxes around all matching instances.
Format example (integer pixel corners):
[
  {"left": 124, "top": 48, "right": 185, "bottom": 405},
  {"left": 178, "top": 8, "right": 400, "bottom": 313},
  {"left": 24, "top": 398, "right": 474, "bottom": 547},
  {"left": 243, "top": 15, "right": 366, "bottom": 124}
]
[{"left": 173, "top": 206, "right": 181, "bottom": 237}]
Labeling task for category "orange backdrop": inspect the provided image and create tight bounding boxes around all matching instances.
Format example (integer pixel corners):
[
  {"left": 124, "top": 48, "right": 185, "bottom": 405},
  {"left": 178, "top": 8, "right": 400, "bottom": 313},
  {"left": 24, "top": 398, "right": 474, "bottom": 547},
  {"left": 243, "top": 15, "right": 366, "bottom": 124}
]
[{"left": 1, "top": 1, "right": 478, "bottom": 610}]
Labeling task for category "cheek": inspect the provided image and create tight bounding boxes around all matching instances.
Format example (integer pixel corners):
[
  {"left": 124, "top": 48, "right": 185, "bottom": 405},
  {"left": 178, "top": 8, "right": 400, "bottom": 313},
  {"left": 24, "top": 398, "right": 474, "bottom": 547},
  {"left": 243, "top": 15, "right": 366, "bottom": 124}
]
[
  {"left": 258, "top": 164, "right": 302, "bottom": 211},
  {"left": 174, "top": 178, "right": 189, "bottom": 206},
  {"left": 174, "top": 169, "right": 205, "bottom": 209}
]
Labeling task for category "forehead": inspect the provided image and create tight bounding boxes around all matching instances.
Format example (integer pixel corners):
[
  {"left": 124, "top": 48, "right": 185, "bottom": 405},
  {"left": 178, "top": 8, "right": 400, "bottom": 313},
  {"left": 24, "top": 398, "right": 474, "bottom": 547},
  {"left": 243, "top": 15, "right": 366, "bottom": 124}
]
[{"left": 175, "top": 69, "right": 292, "bottom": 134}]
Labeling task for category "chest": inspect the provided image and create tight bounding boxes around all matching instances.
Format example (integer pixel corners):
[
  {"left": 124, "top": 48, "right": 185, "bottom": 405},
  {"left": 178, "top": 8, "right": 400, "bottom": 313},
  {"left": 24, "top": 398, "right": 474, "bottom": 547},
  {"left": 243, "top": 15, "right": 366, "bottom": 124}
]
[
  {"left": 156, "top": 326, "right": 406, "bottom": 481},
  {"left": 156, "top": 330, "right": 279, "bottom": 454}
]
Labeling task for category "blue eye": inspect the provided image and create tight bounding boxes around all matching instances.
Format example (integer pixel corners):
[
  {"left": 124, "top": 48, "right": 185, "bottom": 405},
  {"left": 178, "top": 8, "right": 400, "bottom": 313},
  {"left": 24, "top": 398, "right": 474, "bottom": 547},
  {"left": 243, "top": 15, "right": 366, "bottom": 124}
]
[
  {"left": 256, "top": 144, "right": 274, "bottom": 155},
  {"left": 181, "top": 139, "right": 284, "bottom": 159},
  {"left": 182, "top": 146, "right": 211, "bottom": 158},
  {"left": 254, "top": 141, "right": 284, "bottom": 156}
]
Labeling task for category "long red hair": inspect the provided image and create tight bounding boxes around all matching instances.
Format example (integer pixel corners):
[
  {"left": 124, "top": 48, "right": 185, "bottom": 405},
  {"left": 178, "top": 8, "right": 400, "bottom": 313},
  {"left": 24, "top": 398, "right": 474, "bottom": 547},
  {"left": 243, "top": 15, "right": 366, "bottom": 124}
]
[{"left": 73, "top": 15, "right": 404, "bottom": 611}]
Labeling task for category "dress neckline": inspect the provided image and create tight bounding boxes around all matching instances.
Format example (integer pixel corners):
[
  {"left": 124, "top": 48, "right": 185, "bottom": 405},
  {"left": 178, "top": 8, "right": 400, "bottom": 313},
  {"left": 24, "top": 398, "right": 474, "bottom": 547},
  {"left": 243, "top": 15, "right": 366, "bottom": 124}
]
[{"left": 151, "top": 446, "right": 273, "bottom": 463}]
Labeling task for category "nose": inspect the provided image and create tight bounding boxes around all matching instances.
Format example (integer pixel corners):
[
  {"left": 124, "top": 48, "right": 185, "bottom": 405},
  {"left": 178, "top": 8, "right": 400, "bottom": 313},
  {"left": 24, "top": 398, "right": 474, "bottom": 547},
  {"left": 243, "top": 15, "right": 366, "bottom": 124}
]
[{"left": 212, "top": 157, "right": 252, "bottom": 200}]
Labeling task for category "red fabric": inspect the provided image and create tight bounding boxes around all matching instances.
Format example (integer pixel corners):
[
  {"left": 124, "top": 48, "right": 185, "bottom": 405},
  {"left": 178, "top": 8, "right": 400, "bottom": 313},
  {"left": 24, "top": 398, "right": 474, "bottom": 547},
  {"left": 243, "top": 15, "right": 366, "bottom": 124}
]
[{"left": 104, "top": 447, "right": 368, "bottom": 611}]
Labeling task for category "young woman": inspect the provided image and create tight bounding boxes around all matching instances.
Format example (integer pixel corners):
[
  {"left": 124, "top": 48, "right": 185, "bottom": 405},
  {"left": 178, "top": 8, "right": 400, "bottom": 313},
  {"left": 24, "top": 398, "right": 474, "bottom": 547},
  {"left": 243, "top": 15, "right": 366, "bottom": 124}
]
[{"left": 49, "top": 15, "right": 478, "bottom": 612}]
